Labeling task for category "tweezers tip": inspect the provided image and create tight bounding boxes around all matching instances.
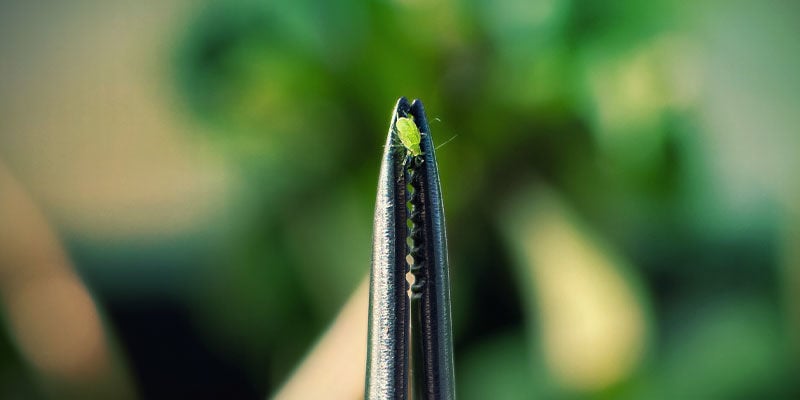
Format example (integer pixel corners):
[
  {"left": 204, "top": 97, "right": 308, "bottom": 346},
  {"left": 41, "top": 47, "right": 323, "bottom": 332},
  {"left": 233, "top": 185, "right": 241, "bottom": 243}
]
[
  {"left": 388, "top": 97, "right": 432, "bottom": 148},
  {"left": 394, "top": 97, "right": 412, "bottom": 116}
]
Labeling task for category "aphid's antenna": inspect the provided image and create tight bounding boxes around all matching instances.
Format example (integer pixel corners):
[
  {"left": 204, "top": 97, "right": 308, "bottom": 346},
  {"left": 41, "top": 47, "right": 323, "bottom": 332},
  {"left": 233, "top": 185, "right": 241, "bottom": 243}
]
[{"left": 435, "top": 134, "right": 458, "bottom": 151}]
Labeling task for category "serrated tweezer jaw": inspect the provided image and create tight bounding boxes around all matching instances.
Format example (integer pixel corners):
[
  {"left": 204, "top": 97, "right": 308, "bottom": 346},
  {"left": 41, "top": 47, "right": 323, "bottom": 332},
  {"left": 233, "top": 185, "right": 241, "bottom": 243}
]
[{"left": 366, "top": 98, "right": 456, "bottom": 400}]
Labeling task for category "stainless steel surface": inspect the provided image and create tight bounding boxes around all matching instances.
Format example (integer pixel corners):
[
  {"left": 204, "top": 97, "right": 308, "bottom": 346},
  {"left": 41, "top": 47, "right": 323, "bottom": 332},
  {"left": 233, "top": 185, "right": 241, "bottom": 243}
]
[{"left": 366, "top": 98, "right": 455, "bottom": 400}]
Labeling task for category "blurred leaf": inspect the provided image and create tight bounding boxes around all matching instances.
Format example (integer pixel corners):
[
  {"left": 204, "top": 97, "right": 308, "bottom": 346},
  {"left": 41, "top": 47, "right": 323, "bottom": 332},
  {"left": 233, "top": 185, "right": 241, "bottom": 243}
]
[{"left": 500, "top": 185, "right": 651, "bottom": 393}]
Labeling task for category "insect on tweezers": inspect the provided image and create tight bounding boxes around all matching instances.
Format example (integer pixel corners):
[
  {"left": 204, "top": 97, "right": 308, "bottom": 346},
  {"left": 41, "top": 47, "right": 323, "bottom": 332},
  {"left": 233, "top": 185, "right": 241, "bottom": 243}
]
[{"left": 366, "top": 97, "right": 456, "bottom": 400}]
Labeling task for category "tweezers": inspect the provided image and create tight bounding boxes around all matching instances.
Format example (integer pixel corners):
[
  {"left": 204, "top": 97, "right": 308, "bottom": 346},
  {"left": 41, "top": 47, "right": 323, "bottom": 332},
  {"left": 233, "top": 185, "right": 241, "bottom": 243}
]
[{"left": 365, "top": 97, "right": 456, "bottom": 400}]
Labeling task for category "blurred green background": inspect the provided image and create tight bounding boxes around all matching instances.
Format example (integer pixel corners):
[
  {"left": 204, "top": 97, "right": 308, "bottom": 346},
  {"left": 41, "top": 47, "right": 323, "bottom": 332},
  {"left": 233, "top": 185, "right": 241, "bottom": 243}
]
[{"left": 0, "top": 0, "right": 799, "bottom": 399}]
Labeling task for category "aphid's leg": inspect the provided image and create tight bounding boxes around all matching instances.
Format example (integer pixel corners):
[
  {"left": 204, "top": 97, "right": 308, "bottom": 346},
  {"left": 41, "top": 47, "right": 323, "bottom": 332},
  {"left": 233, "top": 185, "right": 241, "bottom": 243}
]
[
  {"left": 385, "top": 143, "right": 405, "bottom": 152},
  {"left": 387, "top": 127, "right": 407, "bottom": 154}
]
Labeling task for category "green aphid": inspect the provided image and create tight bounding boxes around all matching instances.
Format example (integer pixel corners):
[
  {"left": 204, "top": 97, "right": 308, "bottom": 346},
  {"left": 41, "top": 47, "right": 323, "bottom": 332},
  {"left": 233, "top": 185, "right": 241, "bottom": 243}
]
[{"left": 395, "top": 115, "right": 423, "bottom": 157}]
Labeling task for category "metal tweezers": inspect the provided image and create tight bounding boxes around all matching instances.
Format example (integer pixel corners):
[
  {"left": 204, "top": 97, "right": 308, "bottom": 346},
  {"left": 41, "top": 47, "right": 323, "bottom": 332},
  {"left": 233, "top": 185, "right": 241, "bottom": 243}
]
[{"left": 365, "top": 98, "right": 456, "bottom": 400}]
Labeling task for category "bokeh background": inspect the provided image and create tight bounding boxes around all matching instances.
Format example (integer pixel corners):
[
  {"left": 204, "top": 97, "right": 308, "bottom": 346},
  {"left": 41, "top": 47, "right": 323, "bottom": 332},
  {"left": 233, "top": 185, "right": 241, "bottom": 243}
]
[{"left": 1, "top": 0, "right": 799, "bottom": 399}]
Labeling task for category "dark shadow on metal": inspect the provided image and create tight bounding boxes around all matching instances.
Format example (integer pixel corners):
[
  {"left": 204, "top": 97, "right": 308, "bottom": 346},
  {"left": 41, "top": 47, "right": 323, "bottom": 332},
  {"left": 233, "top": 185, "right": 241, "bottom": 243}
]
[{"left": 366, "top": 98, "right": 455, "bottom": 400}]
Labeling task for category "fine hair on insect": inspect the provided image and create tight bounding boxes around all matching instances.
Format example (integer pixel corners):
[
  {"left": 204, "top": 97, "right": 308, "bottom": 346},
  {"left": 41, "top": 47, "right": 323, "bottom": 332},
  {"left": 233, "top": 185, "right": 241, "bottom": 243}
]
[
  {"left": 390, "top": 110, "right": 425, "bottom": 166},
  {"left": 385, "top": 111, "right": 457, "bottom": 165}
]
